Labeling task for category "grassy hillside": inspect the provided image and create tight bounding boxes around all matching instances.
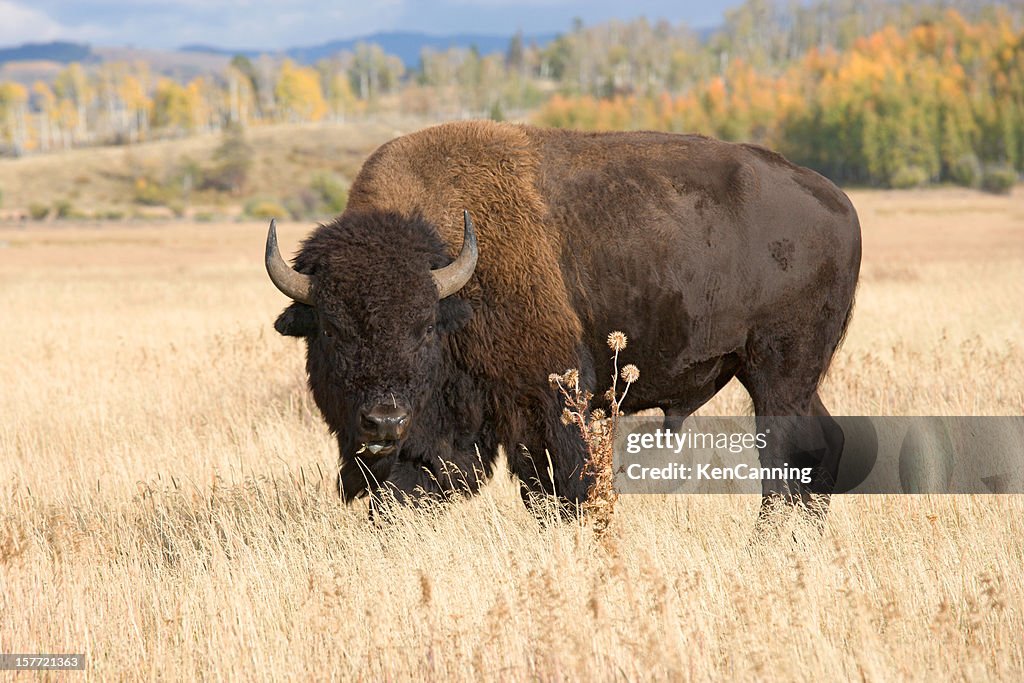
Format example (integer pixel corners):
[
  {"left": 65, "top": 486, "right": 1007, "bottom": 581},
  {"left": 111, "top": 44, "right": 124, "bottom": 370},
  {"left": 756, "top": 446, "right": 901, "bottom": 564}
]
[{"left": 0, "top": 117, "right": 432, "bottom": 221}]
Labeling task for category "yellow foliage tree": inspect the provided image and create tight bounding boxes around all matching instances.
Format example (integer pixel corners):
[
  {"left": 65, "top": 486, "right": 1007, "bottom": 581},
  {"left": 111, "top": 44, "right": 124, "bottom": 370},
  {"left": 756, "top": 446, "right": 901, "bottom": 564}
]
[{"left": 275, "top": 60, "right": 327, "bottom": 122}]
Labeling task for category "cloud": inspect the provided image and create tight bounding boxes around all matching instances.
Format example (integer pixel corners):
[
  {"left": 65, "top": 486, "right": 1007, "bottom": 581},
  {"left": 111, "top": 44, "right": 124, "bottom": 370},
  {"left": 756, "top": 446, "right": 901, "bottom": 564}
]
[
  {"left": 0, "top": 0, "right": 66, "bottom": 44},
  {"left": 443, "top": 0, "right": 569, "bottom": 5},
  {"left": 5, "top": 0, "right": 409, "bottom": 49},
  {"left": 0, "top": 0, "right": 728, "bottom": 50}
]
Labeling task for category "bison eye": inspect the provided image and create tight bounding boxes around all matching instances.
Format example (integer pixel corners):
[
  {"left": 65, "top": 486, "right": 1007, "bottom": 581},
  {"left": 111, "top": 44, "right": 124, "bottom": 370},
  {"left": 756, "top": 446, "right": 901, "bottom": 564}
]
[
  {"left": 322, "top": 326, "right": 333, "bottom": 339},
  {"left": 414, "top": 323, "right": 435, "bottom": 346}
]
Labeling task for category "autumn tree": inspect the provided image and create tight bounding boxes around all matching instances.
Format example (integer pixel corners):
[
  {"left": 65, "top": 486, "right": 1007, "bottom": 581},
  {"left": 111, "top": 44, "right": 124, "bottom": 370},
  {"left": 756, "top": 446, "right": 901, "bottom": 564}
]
[
  {"left": 0, "top": 82, "right": 28, "bottom": 154},
  {"left": 151, "top": 78, "right": 193, "bottom": 133},
  {"left": 53, "top": 63, "right": 90, "bottom": 143},
  {"left": 275, "top": 60, "right": 327, "bottom": 122},
  {"left": 30, "top": 82, "right": 57, "bottom": 151}
]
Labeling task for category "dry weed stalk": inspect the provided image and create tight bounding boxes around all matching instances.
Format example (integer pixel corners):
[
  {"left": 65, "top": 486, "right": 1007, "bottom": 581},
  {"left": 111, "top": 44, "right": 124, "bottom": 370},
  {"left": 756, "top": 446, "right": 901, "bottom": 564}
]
[{"left": 549, "top": 331, "right": 639, "bottom": 534}]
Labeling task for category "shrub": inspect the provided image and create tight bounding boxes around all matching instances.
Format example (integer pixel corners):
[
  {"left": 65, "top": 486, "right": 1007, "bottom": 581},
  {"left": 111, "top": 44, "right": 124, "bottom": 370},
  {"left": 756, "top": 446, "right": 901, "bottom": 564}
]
[
  {"left": 310, "top": 172, "right": 348, "bottom": 215},
  {"left": 204, "top": 125, "right": 253, "bottom": 194},
  {"left": 53, "top": 199, "right": 75, "bottom": 219},
  {"left": 489, "top": 101, "right": 505, "bottom": 122},
  {"left": 28, "top": 203, "right": 49, "bottom": 220},
  {"left": 949, "top": 153, "right": 982, "bottom": 188},
  {"left": 133, "top": 177, "right": 176, "bottom": 206},
  {"left": 244, "top": 197, "right": 288, "bottom": 220},
  {"left": 178, "top": 157, "right": 202, "bottom": 194},
  {"left": 167, "top": 201, "right": 186, "bottom": 218},
  {"left": 889, "top": 165, "right": 929, "bottom": 189},
  {"left": 980, "top": 164, "right": 1017, "bottom": 195},
  {"left": 132, "top": 157, "right": 200, "bottom": 209},
  {"left": 284, "top": 190, "right": 318, "bottom": 220},
  {"left": 97, "top": 209, "right": 125, "bottom": 220}
]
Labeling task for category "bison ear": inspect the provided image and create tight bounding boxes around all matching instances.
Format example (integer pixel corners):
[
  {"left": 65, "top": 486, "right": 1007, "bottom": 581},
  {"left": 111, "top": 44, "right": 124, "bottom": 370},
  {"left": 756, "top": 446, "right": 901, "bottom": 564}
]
[
  {"left": 274, "top": 303, "right": 318, "bottom": 337},
  {"left": 438, "top": 297, "right": 473, "bottom": 333}
]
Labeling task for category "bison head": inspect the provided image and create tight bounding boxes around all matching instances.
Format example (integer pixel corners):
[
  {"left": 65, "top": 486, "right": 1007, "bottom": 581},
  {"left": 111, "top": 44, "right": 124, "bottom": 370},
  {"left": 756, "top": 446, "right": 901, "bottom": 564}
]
[{"left": 266, "top": 210, "right": 477, "bottom": 460}]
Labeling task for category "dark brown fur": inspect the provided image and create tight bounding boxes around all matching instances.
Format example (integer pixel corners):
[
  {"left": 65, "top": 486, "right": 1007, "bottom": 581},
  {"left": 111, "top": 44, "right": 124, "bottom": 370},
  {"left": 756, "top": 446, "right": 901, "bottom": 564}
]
[{"left": 273, "top": 121, "right": 862, "bottom": 515}]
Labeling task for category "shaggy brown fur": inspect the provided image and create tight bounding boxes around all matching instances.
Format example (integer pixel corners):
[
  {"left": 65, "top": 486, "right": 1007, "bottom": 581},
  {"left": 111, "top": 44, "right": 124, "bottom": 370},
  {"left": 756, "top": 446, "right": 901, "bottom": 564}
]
[{"left": 272, "top": 121, "right": 862, "bottom": 515}]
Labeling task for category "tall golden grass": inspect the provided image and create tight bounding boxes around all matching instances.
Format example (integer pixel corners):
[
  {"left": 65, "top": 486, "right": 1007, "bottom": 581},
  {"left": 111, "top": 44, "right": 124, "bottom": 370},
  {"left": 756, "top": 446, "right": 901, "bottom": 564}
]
[{"left": 0, "top": 187, "right": 1022, "bottom": 680}]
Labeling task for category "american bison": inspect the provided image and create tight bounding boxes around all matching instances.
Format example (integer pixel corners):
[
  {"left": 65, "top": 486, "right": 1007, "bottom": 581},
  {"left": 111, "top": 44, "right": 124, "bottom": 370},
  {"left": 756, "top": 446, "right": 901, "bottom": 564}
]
[{"left": 266, "top": 121, "right": 861, "bottom": 518}]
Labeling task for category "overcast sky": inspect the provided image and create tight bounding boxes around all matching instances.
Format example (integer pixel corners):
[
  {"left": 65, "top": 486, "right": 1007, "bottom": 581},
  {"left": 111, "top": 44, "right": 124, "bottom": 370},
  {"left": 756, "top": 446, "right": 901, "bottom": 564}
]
[{"left": 0, "top": 0, "right": 735, "bottom": 50}]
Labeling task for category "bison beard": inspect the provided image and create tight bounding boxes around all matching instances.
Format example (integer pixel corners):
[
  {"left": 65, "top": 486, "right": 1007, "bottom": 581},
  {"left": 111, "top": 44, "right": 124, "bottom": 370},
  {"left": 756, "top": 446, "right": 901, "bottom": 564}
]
[{"left": 267, "top": 121, "right": 862, "bottom": 523}]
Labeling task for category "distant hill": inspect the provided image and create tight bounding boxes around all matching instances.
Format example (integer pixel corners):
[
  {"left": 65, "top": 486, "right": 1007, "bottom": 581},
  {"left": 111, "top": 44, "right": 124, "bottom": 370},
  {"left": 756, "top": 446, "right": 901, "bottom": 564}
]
[
  {"left": 0, "top": 31, "right": 557, "bottom": 76},
  {"left": 0, "top": 42, "right": 229, "bottom": 85},
  {"left": 0, "top": 41, "right": 93, "bottom": 65},
  {"left": 183, "top": 30, "right": 558, "bottom": 67}
]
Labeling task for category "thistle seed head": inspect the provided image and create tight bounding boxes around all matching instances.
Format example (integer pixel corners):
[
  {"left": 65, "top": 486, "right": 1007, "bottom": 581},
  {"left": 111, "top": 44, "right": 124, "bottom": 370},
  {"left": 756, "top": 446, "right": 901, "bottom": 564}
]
[
  {"left": 621, "top": 364, "right": 640, "bottom": 383},
  {"left": 607, "top": 331, "right": 628, "bottom": 352}
]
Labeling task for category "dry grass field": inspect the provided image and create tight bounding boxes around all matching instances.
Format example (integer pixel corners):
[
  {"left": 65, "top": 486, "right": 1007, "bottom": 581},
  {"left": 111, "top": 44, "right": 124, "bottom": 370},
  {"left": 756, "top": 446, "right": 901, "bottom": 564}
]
[{"left": 0, "top": 185, "right": 1022, "bottom": 680}]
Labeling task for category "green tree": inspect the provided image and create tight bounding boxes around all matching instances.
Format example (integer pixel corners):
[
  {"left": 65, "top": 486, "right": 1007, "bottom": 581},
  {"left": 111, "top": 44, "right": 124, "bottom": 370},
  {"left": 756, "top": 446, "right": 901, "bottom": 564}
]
[{"left": 203, "top": 124, "right": 253, "bottom": 194}]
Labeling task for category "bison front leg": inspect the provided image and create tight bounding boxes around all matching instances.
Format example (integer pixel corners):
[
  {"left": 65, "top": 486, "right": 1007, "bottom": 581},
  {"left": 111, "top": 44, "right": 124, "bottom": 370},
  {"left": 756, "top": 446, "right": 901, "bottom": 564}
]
[
  {"left": 386, "top": 452, "right": 489, "bottom": 503},
  {"left": 509, "top": 392, "right": 595, "bottom": 519},
  {"left": 358, "top": 439, "right": 495, "bottom": 517},
  {"left": 337, "top": 454, "right": 395, "bottom": 502}
]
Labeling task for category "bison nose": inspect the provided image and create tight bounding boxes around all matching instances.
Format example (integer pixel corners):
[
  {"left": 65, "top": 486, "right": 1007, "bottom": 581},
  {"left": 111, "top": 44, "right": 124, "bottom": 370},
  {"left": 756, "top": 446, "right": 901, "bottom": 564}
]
[{"left": 359, "top": 404, "right": 410, "bottom": 440}]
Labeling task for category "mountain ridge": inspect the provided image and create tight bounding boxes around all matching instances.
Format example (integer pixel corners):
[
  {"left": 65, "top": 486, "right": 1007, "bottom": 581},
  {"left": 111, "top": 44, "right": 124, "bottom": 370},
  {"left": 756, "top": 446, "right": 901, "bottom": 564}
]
[
  {"left": 0, "top": 41, "right": 94, "bottom": 65},
  {"left": 182, "top": 30, "right": 558, "bottom": 67},
  {"left": 0, "top": 31, "right": 559, "bottom": 70}
]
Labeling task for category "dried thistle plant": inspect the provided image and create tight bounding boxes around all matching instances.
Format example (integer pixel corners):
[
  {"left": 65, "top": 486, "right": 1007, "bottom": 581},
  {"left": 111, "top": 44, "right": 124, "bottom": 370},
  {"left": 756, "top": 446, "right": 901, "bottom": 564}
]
[{"left": 549, "top": 330, "right": 639, "bottom": 535}]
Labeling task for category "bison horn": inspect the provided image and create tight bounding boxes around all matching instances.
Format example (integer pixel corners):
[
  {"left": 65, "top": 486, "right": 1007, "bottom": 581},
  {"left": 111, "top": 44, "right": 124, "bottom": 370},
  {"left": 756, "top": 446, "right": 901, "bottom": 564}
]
[
  {"left": 431, "top": 210, "right": 478, "bottom": 299},
  {"left": 265, "top": 219, "right": 313, "bottom": 304}
]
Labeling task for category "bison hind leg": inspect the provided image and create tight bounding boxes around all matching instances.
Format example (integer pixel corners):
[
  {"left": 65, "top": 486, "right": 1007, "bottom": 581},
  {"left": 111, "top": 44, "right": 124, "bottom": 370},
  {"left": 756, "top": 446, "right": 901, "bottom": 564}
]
[{"left": 739, "top": 327, "right": 848, "bottom": 529}]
